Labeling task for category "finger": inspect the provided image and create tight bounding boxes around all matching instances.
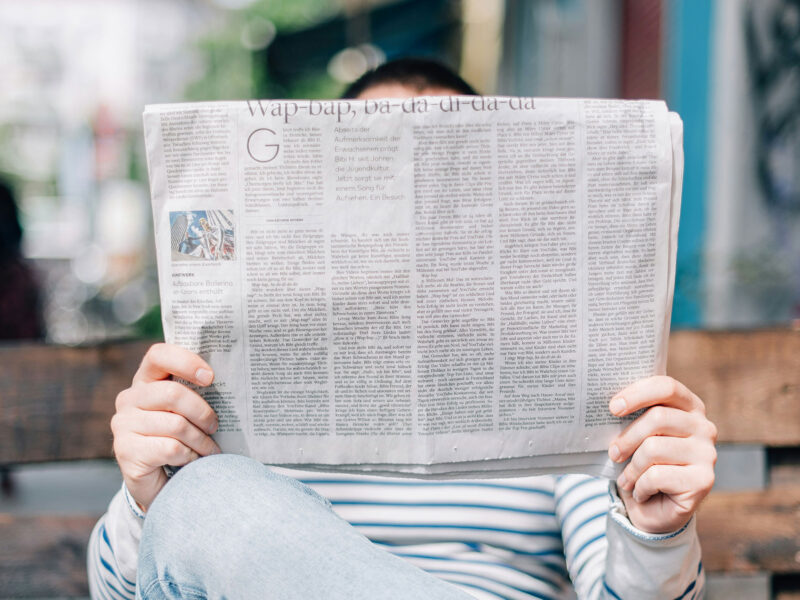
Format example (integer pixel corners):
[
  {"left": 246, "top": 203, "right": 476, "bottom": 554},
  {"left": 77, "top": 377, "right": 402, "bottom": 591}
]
[
  {"left": 609, "top": 376, "right": 704, "bottom": 417},
  {"left": 115, "top": 432, "right": 201, "bottom": 476},
  {"left": 126, "top": 380, "right": 219, "bottom": 435},
  {"left": 118, "top": 410, "right": 221, "bottom": 457},
  {"left": 132, "top": 343, "right": 214, "bottom": 386},
  {"left": 609, "top": 406, "right": 700, "bottom": 463},
  {"left": 631, "top": 464, "right": 714, "bottom": 504},
  {"left": 137, "top": 411, "right": 221, "bottom": 457},
  {"left": 617, "top": 436, "right": 716, "bottom": 492}
]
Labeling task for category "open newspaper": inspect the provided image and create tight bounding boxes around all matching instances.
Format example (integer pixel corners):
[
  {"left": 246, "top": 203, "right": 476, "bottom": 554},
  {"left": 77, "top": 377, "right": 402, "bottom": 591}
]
[{"left": 143, "top": 97, "right": 683, "bottom": 479}]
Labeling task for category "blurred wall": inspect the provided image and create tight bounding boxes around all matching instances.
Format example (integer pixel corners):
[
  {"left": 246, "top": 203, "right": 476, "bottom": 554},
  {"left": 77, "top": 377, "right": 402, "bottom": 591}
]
[
  {"left": 0, "top": 0, "right": 230, "bottom": 342},
  {"left": 499, "top": 0, "right": 621, "bottom": 99},
  {"left": 705, "top": 0, "right": 800, "bottom": 327},
  {"left": 500, "top": 0, "right": 800, "bottom": 329}
]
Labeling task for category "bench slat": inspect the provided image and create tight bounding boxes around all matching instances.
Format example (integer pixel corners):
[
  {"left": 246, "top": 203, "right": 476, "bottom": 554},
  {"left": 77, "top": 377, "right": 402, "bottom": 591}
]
[
  {"left": 667, "top": 329, "right": 800, "bottom": 445},
  {"left": 697, "top": 486, "right": 800, "bottom": 573},
  {"left": 0, "top": 340, "right": 151, "bottom": 464},
  {"left": 1, "top": 330, "right": 798, "bottom": 463}
]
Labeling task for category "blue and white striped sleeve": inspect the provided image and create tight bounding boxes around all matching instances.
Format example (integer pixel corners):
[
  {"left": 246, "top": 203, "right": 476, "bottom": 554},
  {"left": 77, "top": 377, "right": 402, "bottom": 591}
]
[
  {"left": 554, "top": 474, "right": 705, "bottom": 599},
  {"left": 87, "top": 484, "right": 144, "bottom": 600}
]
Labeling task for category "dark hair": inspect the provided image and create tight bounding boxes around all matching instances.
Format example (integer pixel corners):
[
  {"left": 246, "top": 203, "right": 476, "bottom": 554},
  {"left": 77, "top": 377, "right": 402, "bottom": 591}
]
[
  {"left": 0, "top": 179, "right": 23, "bottom": 260},
  {"left": 341, "top": 57, "right": 478, "bottom": 99}
]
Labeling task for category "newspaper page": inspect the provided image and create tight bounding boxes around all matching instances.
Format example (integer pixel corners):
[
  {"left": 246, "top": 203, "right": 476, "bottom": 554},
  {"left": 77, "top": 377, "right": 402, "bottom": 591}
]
[{"left": 143, "top": 97, "right": 683, "bottom": 479}]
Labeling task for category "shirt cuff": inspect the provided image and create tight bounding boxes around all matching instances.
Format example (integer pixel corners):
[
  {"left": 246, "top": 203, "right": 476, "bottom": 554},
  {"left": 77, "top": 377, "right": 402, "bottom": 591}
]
[{"left": 122, "top": 482, "right": 146, "bottom": 521}]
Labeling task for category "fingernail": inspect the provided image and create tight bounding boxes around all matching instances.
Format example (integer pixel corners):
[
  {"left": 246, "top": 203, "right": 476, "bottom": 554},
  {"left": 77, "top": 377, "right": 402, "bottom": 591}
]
[
  {"left": 632, "top": 490, "right": 642, "bottom": 503},
  {"left": 609, "top": 444, "right": 621, "bottom": 462},
  {"left": 208, "top": 421, "right": 218, "bottom": 434},
  {"left": 617, "top": 473, "right": 628, "bottom": 490},
  {"left": 212, "top": 446, "right": 222, "bottom": 455},
  {"left": 196, "top": 368, "right": 213, "bottom": 386},
  {"left": 609, "top": 397, "right": 626, "bottom": 415}
]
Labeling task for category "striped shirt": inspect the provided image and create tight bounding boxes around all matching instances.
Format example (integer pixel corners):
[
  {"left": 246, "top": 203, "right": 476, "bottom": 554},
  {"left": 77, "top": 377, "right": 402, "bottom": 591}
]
[{"left": 88, "top": 473, "right": 704, "bottom": 599}]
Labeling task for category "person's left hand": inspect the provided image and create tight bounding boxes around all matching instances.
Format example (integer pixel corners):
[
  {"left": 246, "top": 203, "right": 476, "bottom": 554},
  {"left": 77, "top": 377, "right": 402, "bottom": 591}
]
[{"left": 607, "top": 376, "right": 717, "bottom": 534}]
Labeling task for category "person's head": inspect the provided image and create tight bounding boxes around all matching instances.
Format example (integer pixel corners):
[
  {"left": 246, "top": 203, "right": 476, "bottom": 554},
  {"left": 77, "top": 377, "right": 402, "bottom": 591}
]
[
  {"left": 341, "top": 57, "right": 478, "bottom": 100},
  {"left": 0, "top": 179, "right": 23, "bottom": 261}
]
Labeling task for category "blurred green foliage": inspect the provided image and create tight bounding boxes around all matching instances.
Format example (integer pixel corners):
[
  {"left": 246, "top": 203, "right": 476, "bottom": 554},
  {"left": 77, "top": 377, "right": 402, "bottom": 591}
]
[
  {"left": 184, "top": 0, "right": 343, "bottom": 102},
  {"left": 247, "top": 0, "right": 340, "bottom": 31},
  {"left": 133, "top": 303, "right": 163, "bottom": 339}
]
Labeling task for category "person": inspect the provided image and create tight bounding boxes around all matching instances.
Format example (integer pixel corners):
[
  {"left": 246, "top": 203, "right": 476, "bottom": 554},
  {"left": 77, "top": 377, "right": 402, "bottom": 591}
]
[
  {"left": 88, "top": 58, "right": 717, "bottom": 600},
  {"left": 177, "top": 216, "right": 217, "bottom": 260},
  {"left": 0, "top": 178, "right": 43, "bottom": 340}
]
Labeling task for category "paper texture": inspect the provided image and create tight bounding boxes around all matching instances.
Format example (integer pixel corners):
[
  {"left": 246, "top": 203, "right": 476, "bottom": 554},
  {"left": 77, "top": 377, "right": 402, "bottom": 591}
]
[{"left": 143, "top": 97, "right": 683, "bottom": 479}]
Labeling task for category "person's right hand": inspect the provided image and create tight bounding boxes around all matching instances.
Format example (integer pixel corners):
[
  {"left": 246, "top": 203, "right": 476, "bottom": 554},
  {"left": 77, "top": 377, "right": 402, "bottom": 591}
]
[{"left": 111, "top": 343, "right": 221, "bottom": 511}]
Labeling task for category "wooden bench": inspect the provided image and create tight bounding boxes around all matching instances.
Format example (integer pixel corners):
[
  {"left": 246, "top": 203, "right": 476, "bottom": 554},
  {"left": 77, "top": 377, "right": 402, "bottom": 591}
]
[{"left": 1, "top": 331, "right": 799, "bottom": 598}]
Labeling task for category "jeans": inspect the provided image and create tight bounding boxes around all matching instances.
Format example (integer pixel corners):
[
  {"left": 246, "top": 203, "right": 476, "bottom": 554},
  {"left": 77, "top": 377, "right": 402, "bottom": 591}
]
[{"left": 137, "top": 454, "right": 473, "bottom": 599}]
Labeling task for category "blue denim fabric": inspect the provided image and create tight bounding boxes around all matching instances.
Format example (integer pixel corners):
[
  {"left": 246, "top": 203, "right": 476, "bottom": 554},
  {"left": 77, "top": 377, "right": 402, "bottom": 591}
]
[{"left": 137, "top": 454, "right": 472, "bottom": 599}]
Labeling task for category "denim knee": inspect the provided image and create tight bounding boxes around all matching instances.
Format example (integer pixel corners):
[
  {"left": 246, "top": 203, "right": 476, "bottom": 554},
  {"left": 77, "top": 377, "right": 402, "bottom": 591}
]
[
  {"left": 139, "top": 455, "right": 333, "bottom": 571},
  {"left": 137, "top": 454, "right": 340, "bottom": 596},
  {"left": 137, "top": 455, "right": 472, "bottom": 600},
  {"left": 146, "top": 454, "right": 329, "bottom": 526}
]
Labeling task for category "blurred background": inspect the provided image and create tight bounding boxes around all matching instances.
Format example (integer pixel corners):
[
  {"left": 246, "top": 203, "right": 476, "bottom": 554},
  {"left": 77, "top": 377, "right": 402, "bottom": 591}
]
[
  {"left": 1, "top": 3, "right": 798, "bottom": 599},
  {"left": 1, "top": 0, "right": 799, "bottom": 348}
]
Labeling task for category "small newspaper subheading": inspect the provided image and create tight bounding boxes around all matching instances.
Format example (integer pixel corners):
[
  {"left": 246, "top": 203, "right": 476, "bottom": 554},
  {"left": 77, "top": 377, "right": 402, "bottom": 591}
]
[{"left": 143, "top": 96, "right": 683, "bottom": 479}]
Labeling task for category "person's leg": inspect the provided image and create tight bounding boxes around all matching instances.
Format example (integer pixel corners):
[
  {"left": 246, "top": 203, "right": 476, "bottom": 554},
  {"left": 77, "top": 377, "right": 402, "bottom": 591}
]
[{"left": 137, "top": 454, "right": 472, "bottom": 600}]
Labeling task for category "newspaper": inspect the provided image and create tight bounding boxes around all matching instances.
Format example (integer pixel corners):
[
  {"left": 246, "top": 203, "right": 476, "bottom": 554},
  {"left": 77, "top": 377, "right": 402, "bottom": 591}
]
[{"left": 143, "top": 97, "right": 683, "bottom": 480}]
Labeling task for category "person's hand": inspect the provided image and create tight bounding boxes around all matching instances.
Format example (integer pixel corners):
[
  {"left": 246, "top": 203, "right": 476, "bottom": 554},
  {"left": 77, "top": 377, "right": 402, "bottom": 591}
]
[
  {"left": 111, "top": 343, "right": 221, "bottom": 511},
  {"left": 607, "top": 376, "right": 717, "bottom": 534}
]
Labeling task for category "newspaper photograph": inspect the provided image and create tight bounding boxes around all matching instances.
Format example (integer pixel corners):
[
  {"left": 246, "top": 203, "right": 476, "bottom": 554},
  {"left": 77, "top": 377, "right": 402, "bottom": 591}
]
[{"left": 143, "top": 96, "right": 683, "bottom": 479}]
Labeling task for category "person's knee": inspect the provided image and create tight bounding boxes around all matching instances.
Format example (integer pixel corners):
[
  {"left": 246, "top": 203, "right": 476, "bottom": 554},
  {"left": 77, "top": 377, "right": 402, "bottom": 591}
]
[
  {"left": 148, "top": 454, "right": 256, "bottom": 518},
  {"left": 142, "top": 454, "right": 329, "bottom": 548}
]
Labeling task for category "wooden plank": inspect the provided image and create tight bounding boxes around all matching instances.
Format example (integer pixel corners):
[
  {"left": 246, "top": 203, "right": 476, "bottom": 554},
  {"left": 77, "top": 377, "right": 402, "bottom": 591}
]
[
  {"left": 0, "top": 329, "right": 798, "bottom": 464},
  {"left": 667, "top": 329, "right": 800, "bottom": 446},
  {"left": 0, "top": 513, "right": 96, "bottom": 597},
  {"left": 0, "top": 340, "right": 153, "bottom": 464},
  {"left": 697, "top": 486, "right": 800, "bottom": 573}
]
